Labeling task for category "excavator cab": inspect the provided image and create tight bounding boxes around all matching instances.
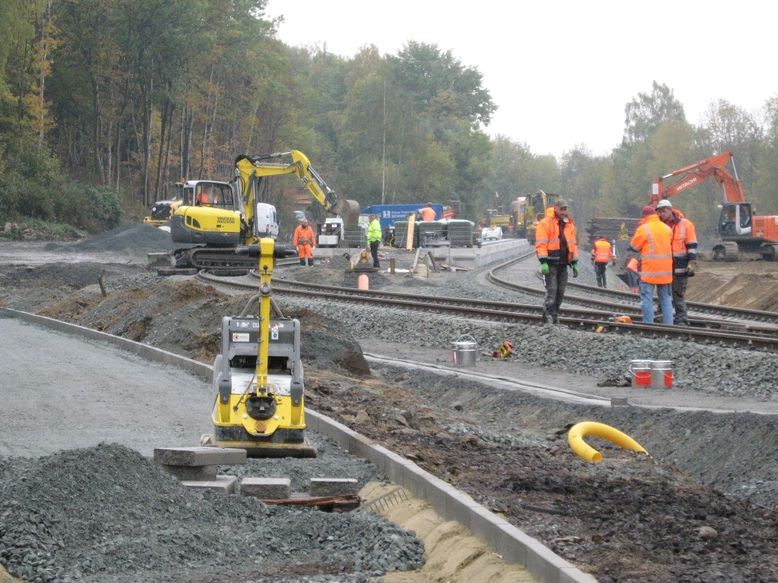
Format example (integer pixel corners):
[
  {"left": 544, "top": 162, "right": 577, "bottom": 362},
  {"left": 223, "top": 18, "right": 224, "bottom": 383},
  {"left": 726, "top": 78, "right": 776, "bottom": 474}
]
[{"left": 718, "top": 202, "right": 752, "bottom": 237}]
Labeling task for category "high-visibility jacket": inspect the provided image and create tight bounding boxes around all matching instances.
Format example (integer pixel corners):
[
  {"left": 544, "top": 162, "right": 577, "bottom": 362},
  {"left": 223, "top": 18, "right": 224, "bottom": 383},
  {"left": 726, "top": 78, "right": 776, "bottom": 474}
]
[
  {"left": 535, "top": 213, "right": 578, "bottom": 264},
  {"left": 667, "top": 213, "right": 698, "bottom": 275},
  {"left": 419, "top": 207, "right": 436, "bottom": 222},
  {"left": 591, "top": 238, "right": 614, "bottom": 263},
  {"left": 367, "top": 218, "right": 382, "bottom": 243},
  {"left": 293, "top": 224, "right": 316, "bottom": 247},
  {"left": 629, "top": 214, "right": 672, "bottom": 284}
]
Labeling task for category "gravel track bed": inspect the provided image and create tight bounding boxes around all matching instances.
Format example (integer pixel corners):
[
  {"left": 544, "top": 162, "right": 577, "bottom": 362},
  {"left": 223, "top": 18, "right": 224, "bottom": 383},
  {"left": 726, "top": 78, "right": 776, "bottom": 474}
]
[{"left": 276, "top": 280, "right": 778, "bottom": 400}]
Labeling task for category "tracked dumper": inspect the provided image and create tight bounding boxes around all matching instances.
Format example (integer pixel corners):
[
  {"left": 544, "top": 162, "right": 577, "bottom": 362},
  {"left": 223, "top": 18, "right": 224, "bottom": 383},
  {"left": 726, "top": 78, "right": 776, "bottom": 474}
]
[{"left": 207, "top": 239, "right": 315, "bottom": 457}]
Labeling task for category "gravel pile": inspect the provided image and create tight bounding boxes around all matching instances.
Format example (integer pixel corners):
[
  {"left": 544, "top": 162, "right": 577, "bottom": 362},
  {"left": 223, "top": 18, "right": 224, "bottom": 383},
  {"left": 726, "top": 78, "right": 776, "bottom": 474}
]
[{"left": 0, "top": 443, "right": 423, "bottom": 583}]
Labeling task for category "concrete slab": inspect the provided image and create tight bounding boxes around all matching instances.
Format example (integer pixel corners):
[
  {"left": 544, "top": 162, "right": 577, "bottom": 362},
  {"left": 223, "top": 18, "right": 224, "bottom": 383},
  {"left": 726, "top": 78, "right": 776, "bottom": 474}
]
[
  {"left": 240, "top": 477, "right": 292, "bottom": 499},
  {"left": 180, "top": 475, "right": 238, "bottom": 494},
  {"left": 161, "top": 464, "right": 218, "bottom": 481},
  {"left": 153, "top": 446, "right": 247, "bottom": 466},
  {"left": 309, "top": 477, "right": 359, "bottom": 497}
]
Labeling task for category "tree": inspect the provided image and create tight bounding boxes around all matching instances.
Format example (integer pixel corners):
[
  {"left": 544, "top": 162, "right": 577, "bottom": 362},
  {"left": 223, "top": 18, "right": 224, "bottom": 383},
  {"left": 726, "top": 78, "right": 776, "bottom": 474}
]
[{"left": 623, "top": 81, "right": 686, "bottom": 146}]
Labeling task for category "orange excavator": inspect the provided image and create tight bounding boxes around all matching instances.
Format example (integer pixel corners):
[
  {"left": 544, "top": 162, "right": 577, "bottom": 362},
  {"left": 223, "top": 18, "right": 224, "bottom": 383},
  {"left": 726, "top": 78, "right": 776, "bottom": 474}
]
[{"left": 650, "top": 151, "right": 778, "bottom": 261}]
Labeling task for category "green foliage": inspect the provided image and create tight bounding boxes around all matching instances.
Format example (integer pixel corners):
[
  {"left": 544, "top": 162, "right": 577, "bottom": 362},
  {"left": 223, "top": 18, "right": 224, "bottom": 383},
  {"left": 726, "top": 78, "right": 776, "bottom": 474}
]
[
  {"left": 0, "top": 135, "right": 121, "bottom": 232},
  {"left": 623, "top": 81, "right": 686, "bottom": 146},
  {"left": 2, "top": 2, "right": 776, "bottom": 238}
]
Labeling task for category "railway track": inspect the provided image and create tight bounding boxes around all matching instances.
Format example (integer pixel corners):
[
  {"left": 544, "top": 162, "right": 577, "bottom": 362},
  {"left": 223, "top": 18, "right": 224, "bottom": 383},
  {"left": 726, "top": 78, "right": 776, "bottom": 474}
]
[
  {"left": 197, "top": 267, "right": 778, "bottom": 352},
  {"left": 487, "top": 253, "right": 778, "bottom": 332}
]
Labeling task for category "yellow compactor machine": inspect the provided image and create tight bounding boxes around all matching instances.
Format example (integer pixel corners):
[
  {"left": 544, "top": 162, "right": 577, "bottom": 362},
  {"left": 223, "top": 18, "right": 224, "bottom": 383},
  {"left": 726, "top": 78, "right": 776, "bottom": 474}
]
[{"left": 207, "top": 239, "right": 315, "bottom": 457}]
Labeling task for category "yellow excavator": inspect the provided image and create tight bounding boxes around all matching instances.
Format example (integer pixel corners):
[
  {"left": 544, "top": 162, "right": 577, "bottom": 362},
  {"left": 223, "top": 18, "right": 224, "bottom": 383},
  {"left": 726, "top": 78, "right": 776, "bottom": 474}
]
[
  {"left": 206, "top": 238, "right": 316, "bottom": 457},
  {"left": 167, "top": 150, "right": 359, "bottom": 272},
  {"left": 513, "top": 190, "right": 560, "bottom": 243}
]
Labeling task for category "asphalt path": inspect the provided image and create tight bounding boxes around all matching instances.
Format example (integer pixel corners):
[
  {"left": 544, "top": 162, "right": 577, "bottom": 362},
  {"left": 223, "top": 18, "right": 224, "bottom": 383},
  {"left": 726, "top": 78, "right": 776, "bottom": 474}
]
[{"left": 0, "top": 315, "right": 213, "bottom": 457}]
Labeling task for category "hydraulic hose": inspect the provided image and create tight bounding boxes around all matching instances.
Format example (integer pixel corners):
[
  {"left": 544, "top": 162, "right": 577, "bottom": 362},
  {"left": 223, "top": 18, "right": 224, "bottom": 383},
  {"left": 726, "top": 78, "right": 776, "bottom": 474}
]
[{"left": 567, "top": 421, "right": 649, "bottom": 462}]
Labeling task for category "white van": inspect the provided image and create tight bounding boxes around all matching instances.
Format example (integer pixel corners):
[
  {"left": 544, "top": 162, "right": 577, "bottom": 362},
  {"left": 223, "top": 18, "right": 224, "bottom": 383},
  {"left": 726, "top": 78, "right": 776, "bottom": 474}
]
[{"left": 254, "top": 202, "right": 279, "bottom": 239}]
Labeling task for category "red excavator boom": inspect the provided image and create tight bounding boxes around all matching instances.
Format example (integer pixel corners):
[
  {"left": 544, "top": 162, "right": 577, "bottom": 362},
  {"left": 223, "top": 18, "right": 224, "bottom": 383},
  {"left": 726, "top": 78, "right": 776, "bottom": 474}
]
[{"left": 649, "top": 151, "right": 745, "bottom": 205}]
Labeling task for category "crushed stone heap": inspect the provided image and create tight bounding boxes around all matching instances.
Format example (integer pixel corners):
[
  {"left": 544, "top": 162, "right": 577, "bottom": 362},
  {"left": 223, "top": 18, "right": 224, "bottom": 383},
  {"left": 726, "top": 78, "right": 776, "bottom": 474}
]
[{"left": 0, "top": 443, "right": 423, "bottom": 583}]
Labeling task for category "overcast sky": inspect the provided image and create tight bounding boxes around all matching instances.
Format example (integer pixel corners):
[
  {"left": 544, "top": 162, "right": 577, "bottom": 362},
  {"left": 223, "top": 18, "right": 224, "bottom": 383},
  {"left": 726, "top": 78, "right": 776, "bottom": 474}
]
[{"left": 265, "top": 0, "right": 776, "bottom": 159}]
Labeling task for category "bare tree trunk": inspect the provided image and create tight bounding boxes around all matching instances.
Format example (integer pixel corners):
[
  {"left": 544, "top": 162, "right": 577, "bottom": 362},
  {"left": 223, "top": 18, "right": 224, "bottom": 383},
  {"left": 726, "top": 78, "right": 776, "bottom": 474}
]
[
  {"left": 92, "top": 75, "right": 106, "bottom": 183},
  {"left": 115, "top": 124, "right": 122, "bottom": 191},
  {"left": 160, "top": 100, "right": 175, "bottom": 198},
  {"left": 140, "top": 76, "right": 153, "bottom": 207},
  {"left": 154, "top": 97, "right": 172, "bottom": 200},
  {"left": 37, "top": 0, "right": 53, "bottom": 148}
]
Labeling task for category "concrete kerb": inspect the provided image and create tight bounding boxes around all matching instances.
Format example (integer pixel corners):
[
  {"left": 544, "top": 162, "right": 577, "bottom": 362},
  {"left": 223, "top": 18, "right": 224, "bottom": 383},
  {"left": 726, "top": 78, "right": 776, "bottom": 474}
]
[{"left": 2, "top": 307, "right": 596, "bottom": 583}]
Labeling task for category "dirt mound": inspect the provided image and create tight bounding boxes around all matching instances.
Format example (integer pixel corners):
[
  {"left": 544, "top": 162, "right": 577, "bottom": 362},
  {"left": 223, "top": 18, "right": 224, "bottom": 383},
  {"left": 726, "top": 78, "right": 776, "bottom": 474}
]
[
  {"left": 688, "top": 271, "right": 778, "bottom": 311},
  {"left": 71, "top": 223, "right": 178, "bottom": 252},
  {"left": 38, "top": 277, "right": 369, "bottom": 374}
]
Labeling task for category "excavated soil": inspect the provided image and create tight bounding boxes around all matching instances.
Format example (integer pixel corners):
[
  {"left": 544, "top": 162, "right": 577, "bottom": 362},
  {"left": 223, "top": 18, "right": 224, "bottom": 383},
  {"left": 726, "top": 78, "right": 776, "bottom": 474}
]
[{"left": 2, "top": 226, "right": 778, "bottom": 582}]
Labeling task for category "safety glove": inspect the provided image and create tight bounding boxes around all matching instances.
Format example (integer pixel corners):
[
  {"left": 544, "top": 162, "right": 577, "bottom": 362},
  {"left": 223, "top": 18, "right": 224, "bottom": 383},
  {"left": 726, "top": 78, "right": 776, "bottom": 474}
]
[
  {"left": 539, "top": 262, "right": 550, "bottom": 275},
  {"left": 571, "top": 261, "right": 579, "bottom": 278}
]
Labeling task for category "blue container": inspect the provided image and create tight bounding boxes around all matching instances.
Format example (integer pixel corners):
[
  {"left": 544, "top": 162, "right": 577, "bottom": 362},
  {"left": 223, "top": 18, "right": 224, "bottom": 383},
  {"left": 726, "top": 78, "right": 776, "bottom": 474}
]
[{"left": 363, "top": 203, "right": 444, "bottom": 230}]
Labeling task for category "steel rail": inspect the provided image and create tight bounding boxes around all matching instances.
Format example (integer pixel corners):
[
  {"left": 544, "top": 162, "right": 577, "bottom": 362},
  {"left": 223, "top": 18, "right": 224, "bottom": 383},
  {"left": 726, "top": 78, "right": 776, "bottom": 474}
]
[{"left": 196, "top": 271, "right": 778, "bottom": 352}]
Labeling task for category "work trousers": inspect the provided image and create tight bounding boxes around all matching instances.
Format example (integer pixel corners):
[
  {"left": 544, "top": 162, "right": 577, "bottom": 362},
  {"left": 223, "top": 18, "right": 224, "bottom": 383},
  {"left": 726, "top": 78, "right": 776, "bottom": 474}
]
[
  {"left": 639, "top": 281, "right": 673, "bottom": 325},
  {"left": 369, "top": 240, "right": 380, "bottom": 268},
  {"left": 594, "top": 262, "right": 608, "bottom": 288},
  {"left": 542, "top": 263, "right": 568, "bottom": 320},
  {"left": 297, "top": 243, "right": 314, "bottom": 266},
  {"left": 672, "top": 275, "right": 689, "bottom": 325}
]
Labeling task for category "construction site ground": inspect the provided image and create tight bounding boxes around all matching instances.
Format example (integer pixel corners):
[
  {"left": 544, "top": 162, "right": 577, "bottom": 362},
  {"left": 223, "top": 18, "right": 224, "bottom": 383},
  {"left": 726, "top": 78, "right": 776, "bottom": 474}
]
[{"left": 1, "top": 225, "right": 778, "bottom": 582}]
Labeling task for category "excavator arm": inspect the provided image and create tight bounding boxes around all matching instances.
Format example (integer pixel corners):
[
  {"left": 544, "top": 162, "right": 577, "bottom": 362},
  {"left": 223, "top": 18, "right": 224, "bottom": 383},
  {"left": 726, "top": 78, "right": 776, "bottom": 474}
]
[
  {"left": 650, "top": 151, "right": 746, "bottom": 205},
  {"left": 235, "top": 150, "right": 359, "bottom": 226}
]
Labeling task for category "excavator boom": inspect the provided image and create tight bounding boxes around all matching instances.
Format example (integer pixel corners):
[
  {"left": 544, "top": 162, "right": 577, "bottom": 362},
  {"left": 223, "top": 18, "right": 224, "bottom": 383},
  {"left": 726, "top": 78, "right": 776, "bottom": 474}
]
[
  {"left": 648, "top": 151, "right": 778, "bottom": 261},
  {"left": 235, "top": 150, "right": 360, "bottom": 230},
  {"left": 650, "top": 151, "right": 745, "bottom": 205}
]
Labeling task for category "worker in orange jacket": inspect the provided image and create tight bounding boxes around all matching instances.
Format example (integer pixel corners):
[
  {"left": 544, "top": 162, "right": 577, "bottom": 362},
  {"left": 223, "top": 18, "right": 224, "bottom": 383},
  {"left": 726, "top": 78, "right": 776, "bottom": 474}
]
[
  {"left": 292, "top": 218, "right": 316, "bottom": 266},
  {"left": 629, "top": 206, "right": 673, "bottom": 324},
  {"left": 590, "top": 235, "right": 615, "bottom": 288},
  {"left": 419, "top": 202, "right": 437, "bottom": 222},
  {"left": 535, "top": 199, "right": 578, "bottom": 324},
  {"left": 656, "top": 199, "right": 698, "bottom": 325}
]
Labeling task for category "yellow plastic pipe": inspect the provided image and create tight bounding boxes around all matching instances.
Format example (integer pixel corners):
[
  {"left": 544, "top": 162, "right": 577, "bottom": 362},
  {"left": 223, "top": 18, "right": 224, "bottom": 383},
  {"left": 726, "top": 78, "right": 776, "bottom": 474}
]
[{"left": 567, "top": 421, "right": 649, "bottom": 462}]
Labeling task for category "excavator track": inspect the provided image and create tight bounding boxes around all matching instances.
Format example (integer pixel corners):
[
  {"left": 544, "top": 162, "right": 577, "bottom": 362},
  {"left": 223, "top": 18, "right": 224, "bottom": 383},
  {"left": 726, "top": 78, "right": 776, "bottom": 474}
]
[{"left": 169, "top": 247, "right": 256, "bottom": 276}]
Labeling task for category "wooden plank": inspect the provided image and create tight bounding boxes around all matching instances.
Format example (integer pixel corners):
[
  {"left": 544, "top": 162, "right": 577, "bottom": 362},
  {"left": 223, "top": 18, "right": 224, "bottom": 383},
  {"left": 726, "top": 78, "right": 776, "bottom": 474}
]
[
  {"left": 405, "top": 214, "right": 416, "bottom": 250},
  {"left": 261, "top": 494, "right": 361, "bottom": 512}
]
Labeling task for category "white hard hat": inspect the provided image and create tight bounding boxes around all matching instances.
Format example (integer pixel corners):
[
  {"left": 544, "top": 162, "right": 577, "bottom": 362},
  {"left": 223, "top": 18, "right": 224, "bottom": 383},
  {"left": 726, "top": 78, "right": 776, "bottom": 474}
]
[{"left": 656, "top": 199, "right": 673, "bottom": 209}]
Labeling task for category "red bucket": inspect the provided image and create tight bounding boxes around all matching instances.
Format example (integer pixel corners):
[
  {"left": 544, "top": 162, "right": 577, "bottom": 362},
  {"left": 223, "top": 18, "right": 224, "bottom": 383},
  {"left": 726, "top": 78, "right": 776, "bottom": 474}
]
[
  {"left": 651, "top": 360, "right": 673, "bottom": 389},
  {"left": 629, "top": 360, "right": 653, "bottom": 388}
]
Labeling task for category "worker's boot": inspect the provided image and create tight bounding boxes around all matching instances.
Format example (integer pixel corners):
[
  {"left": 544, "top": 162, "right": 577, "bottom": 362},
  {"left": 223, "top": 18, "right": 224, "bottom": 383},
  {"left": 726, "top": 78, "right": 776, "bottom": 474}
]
[
  {"left": 308, "top": 258, "right": 314, "bottom": 267},
  {"left": 542, "top": 310, "right": 553, "bottom": 325},
  {"left": 552, "top": 314, "right": 559, "bottom": 325},
  {"left": 299, "top": 259, "right": 305, "bottom": 266}
]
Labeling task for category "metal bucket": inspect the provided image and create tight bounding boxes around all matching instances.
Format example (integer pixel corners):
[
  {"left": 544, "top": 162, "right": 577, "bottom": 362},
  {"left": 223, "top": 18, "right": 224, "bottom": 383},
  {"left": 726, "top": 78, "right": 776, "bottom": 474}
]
[
  {"left": 651, "top": 360, "right": 673, "bottom": 389},
  {"left": 451, "top": 334, "right": 478, "bottom": 367},
  {"left": 628, "top": 359, "right": 653, "bottom": 388}
]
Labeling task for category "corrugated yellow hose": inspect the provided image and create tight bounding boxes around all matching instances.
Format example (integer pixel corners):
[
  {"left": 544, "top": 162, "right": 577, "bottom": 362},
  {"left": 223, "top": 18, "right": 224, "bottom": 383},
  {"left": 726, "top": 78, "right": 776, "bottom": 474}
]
[{"left": 567, "top": 421, "right": 649, "bottom": 462}]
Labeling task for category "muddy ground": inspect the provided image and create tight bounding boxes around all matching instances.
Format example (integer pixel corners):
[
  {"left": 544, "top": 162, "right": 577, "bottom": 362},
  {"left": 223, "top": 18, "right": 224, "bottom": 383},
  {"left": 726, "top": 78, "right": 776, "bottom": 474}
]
[{"left": 2, "top": 227, "right": 778, "bottom": 582}]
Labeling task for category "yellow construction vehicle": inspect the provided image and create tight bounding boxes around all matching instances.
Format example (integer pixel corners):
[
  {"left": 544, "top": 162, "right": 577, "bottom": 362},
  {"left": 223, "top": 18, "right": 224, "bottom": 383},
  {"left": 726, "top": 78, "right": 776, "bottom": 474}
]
[
  {"left": 167, "top": 150, "right": 359, "bottom": 272},
  {"left": 208, "top": 238, "right": 315, "bottom": 457},
  {"left": 143, "top": 182, "right": 186, "bottom": 226},
  {"left": 513, "top": 190, "right": 560, "bottom": 243}
]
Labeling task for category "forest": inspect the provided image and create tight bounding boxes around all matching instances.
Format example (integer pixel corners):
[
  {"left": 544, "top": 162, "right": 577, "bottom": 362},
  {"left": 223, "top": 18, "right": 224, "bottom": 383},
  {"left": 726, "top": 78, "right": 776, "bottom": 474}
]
[{"left": 1, "top": 0, "right": 777, "bottom": 242}]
